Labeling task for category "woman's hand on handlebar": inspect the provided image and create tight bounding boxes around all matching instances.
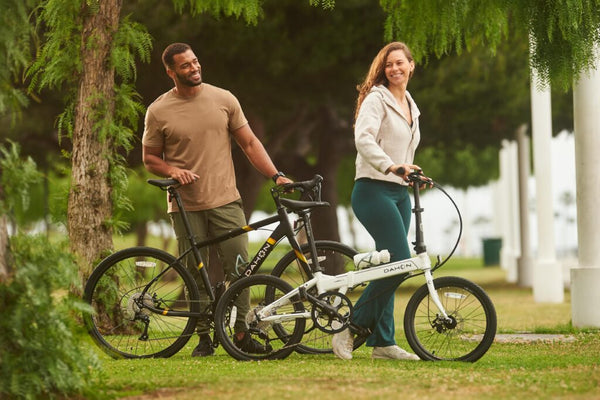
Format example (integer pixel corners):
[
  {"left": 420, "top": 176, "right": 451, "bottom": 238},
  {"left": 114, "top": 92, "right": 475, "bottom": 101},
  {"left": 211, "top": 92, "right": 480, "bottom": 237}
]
[
  {"left": 390, "top": 164, "right": 433, "bottom": 189},
  {"left": 388, "top": 163, "right": 416, "bottom": 181}
]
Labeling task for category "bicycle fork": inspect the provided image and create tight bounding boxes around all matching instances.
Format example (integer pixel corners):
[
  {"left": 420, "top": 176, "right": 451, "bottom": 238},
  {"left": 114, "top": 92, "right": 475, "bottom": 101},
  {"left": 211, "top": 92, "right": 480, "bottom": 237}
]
[
  {"left": 423, "top": 268, "right": 450, "bottom": 319},
  {"left": 422, "top": 266, "right": 460, "bottom": 333}
]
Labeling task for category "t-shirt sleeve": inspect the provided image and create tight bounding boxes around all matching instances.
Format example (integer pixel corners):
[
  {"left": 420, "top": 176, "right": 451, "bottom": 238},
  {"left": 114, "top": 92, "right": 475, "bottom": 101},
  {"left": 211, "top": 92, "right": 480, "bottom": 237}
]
[
  {"left": 226, "top": 92, "right": 249, "bottom": 132},
  {"left": 142, "top": 108, "right": 164, "bottom": 148}
]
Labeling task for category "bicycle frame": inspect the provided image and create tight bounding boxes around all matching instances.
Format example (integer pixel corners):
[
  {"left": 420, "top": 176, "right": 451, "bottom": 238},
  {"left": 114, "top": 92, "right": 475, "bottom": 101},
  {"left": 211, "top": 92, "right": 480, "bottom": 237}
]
[
  {"left": 144, "top": 177, "right": 328, "bottom": 315},
  {"left": 253, "top": 251, "right": 450, "bottom": 325},
  {"left": 250, "top": 174, "right": 451, "bottom": 326}
]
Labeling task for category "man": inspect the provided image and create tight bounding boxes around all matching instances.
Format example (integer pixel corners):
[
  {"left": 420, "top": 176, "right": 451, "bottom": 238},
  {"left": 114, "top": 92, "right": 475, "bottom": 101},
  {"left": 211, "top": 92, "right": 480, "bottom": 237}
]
[{"left": 142, "top": 42, "right": 291, "bottom": 357}]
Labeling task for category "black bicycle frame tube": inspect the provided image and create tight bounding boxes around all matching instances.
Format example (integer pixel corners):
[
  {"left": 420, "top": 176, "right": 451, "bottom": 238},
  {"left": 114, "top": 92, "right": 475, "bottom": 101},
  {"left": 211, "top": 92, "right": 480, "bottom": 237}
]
[
  {"left": 168, "top": 187, "right": 215, "bottom": 302},
  {"left": 295, "top": 210, "right": 322, "bottom": 273},
  {"left": 412, "top": 183, "right": 427, "bottom": 254},
  {"left": 240, "top": 222, "right": 288, "bottom": 277}
]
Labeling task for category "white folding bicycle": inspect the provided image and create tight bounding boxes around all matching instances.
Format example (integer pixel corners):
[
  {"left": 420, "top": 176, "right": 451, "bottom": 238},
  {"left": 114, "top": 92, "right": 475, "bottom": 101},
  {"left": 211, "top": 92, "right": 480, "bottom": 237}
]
[{"left": 214, "top": 170, "right": 497, "bottom": 361}]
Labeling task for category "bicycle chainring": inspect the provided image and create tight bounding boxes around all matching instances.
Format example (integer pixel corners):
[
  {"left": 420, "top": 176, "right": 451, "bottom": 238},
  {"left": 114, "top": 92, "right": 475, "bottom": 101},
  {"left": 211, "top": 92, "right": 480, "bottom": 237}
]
[{"left": 310, "top": 291, "right": 353, "bottom": 334}]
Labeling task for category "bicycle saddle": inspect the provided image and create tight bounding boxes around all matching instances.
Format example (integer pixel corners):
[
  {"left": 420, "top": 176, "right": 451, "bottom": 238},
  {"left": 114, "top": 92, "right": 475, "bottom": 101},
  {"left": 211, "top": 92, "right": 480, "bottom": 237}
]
[{"left": 279, "top": 198, "right": 329, "bottom": 212}]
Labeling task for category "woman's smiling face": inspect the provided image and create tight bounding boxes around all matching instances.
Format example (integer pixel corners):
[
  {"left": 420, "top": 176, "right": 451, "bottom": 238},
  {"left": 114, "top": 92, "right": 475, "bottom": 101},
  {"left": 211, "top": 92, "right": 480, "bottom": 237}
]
[{"left": 384, "top": 49, "right": 413, "bottom": 88}]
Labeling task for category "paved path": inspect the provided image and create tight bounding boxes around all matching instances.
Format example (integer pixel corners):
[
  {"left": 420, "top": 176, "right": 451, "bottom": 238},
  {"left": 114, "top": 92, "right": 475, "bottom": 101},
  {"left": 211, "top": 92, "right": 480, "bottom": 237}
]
[{"left": 494, "top": 333, "right": 576, "bottom": 343}]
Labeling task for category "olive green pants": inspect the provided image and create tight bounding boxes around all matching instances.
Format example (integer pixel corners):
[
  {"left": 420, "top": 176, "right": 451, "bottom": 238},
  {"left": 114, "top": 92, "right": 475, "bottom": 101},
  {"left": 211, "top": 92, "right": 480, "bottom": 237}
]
[{"left": 169, "top": 199, "right": 249, "bottom": 334}]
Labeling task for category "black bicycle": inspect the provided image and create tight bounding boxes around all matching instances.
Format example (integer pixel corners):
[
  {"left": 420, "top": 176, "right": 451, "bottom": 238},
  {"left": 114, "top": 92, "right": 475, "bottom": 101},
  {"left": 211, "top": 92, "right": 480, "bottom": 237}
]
[{"left": 83, "top": 175, "right": 361, "bottom": 359}]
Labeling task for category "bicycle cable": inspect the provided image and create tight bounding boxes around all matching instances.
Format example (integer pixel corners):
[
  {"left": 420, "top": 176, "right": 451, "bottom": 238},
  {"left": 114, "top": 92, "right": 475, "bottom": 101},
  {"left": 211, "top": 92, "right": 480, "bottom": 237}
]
[{"left": 429, "top": 181, "right": 463, "bottom": 273}]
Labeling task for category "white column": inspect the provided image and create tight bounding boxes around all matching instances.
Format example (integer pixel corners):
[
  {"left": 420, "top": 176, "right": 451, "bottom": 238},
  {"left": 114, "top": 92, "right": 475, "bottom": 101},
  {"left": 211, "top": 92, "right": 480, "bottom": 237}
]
[
  {"left": 571, "top": 49, "right": 600, "bottom": 327},
  {"left": 530, "top": 70, "right": 564, "bottom": 303},
  {"left": 516, "top": 126, "right": 533, "bottom": 287},
  {"left": 500, "top": 140, "right": 520, "bottom": 283},
  {"left": 498, "top": 145, "right": 511, "bottom": 272}
]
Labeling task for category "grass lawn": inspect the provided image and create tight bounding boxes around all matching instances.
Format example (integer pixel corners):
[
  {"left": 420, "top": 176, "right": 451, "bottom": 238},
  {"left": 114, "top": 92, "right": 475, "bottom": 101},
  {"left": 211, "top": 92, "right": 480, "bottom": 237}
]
[{"left": 85, "top": 254, "right": 600, "bottom": 400}]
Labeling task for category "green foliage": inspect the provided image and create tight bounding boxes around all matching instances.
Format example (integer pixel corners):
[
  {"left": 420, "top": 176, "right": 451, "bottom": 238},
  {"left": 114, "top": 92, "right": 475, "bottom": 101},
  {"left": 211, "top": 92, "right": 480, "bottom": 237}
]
[
  {"left": 0, "top": 235, "right": 100, "bottom": 399},
  {"left": 382, "top": 0, "right": 600, "bottom": 90},
  {"left": 26, "top": 0, "right": 152, "bottom": 235},
  {"left": 381, "top": 0, "right": 509, "bottom": 60},
  {"left": 417, "top": 144, "right": 500, "bottom": 188},
  {"left": 27, "top": 0, "right": 83, "bottom": 94},
  {"left": 522, "top": 0, "right": 600, "bottom": 90},
  {"left": 120, "top": 168, "right": 167, "bottom": 229},
  {"left": 410, "top": 34, "right": 531, "bottom": 146},
  {"left": 0, "top": 141, "right": 43, "bottom": 216},
  {"left": 309, "top": 0, "right": 336, "bottom": 9},
  {"left": 0, "top": 0, "right": 37, "bottom": 117},
  {"left": 172, "top": 0, "right": 263, "bottom": 23}
]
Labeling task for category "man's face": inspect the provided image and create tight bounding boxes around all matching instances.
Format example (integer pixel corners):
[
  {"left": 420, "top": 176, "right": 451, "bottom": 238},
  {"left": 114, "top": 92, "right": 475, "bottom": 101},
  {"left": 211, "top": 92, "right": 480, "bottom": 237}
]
[{"left": 169, "top": 49, "right": 202, "bottom": 87}]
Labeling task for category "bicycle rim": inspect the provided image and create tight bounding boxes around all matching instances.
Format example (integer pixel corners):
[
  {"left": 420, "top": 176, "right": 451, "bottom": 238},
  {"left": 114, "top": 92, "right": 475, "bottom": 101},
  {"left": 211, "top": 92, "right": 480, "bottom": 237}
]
[
  {"left": 214, "top": 274, "right": 305, "bottom": 361},
  {"left": 404, "top": 276, "right": 497, "bottom": 362},
  {"left": 83, "top": 247, "right": 200, "bottom": 359}
]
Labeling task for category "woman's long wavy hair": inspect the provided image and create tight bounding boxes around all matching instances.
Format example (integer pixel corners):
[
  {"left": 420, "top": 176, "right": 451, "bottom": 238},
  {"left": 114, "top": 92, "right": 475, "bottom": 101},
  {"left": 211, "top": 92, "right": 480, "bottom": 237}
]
[{"left": 354, "top": 42, "right": 414, "bottom": 122}]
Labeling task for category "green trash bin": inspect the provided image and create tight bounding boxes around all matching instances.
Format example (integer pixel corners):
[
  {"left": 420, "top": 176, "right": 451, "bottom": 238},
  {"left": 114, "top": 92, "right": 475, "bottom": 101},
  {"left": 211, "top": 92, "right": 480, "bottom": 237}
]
[{"left": 482, "top": 238, "right": 502, "bottom": 266}]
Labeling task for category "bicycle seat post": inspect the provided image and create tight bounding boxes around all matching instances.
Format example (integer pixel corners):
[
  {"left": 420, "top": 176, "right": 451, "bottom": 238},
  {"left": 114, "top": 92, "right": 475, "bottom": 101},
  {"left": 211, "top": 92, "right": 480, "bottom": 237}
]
[{"left": 167, "top": 186, "right": 215, "bottom": 301}]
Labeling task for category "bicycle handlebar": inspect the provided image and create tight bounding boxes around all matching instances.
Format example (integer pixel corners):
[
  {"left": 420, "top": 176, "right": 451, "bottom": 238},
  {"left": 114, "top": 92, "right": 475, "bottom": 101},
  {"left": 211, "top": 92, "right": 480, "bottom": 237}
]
[
  {"left": 275, "top": 175, "right": 323, "bottom": 201},
  {"left": 280, "top": 175, "right": 322, "bottom": 192},
  {"left": 393, "top": 168, "right": 432, "bottom": 186}
]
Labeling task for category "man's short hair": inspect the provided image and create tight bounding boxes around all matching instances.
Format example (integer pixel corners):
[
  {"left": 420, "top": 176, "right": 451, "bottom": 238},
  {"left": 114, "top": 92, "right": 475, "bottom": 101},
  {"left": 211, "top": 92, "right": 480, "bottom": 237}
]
[{"left": 162, "top": 43, "right": 192, "bottom": 70}]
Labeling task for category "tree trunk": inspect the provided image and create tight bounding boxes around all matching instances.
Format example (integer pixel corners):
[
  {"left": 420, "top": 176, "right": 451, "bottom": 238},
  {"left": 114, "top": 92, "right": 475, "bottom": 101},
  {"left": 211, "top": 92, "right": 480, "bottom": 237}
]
[
  {"left": 68, "top": 0, "right": 122, "bottom": 276},
  {"left": 135, "top": 222, "right": 147, "bottom": 247},
  {"left": 0, "top": 214, "right": 12, "bottom": 283}
]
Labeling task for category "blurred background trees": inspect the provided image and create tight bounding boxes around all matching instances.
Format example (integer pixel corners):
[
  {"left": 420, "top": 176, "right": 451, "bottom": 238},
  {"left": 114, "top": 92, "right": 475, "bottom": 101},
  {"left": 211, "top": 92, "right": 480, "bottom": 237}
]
[{"left": 1, "top": 0, "right": 578, "bottom": 263}]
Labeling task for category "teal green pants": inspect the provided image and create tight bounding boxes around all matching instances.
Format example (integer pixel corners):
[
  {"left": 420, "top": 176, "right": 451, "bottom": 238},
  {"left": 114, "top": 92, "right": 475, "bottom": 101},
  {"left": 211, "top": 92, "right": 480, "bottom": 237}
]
[{"left": 351, "top": 178, "right": 412, "bottom": 347}]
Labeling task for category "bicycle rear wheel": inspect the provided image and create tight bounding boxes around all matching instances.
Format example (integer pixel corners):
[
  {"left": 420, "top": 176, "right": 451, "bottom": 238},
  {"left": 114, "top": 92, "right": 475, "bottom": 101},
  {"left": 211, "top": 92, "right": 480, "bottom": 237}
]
[
  {"left": 403, "top": 276, "right": 497, "bottom": 362},
  {"left": 214, "top": 274, "right": 306, "bottom": 361},
  {"left": 271, "top": 240, "right": 366, "bottom": 354},
  {"left": 83, "top": 247, "right": 200, "bottom": 359}
]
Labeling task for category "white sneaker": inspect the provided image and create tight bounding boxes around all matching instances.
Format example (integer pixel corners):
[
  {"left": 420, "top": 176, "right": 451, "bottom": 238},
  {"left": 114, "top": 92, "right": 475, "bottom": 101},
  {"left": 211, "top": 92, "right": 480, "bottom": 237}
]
[
  {"left": 372, "top": 345, "right": 420, "bottom": 360},
  {"left": 332, "top": 328, "right": 354, "bottom": 360}
]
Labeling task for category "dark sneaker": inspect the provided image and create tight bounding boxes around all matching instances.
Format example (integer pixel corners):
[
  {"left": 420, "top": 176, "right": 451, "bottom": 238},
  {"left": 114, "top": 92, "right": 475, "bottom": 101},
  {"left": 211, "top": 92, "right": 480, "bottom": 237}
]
[
  {"left": 191, "top": 334, "right": 215, "bottom": 357},
  {"left": 234, "top": 332, "right": 273, "bottom": 354}
]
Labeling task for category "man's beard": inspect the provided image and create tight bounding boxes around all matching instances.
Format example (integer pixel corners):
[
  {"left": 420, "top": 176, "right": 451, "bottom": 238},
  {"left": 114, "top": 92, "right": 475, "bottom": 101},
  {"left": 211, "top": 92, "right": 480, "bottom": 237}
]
[{"left": 176, "top": 72, "right": 202, "bottom": 87}]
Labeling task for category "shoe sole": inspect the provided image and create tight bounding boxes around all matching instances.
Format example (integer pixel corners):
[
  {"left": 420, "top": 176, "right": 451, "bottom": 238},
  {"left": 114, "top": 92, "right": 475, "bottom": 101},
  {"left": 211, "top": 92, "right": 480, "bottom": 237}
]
[{"left": 372, "top": 354, "right": 420, "bottom": 360}]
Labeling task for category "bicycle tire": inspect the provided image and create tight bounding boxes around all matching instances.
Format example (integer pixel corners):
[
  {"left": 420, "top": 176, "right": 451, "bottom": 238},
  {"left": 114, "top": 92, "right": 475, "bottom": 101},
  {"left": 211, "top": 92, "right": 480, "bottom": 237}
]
[
  {"left": 214, "top": 274, "right": 306, "bottom": 361},
  {"left": 271, "top": 240, "right": 367, "bottom": 354},
  {"left": 403, "top": 276, "right": 497, "bottom": 362},
  {"left": 83, "top": 247, "right": 201, "bottom": 359}
]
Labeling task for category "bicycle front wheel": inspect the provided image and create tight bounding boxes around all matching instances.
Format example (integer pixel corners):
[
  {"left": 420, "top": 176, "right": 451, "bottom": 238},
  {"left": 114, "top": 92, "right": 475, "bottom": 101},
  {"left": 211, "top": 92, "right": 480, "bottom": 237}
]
[
  {"left": 83, "top": 247, "right": 201, "bottom": 359},
  {"left": 404, "top": 276, "right": 497, "bottom": 362},
  {"left": 271, "top": 240, "right": 366, "bottom": 354},
  {"left": 214, "top": 274, "right": 306, "bottom": 361}
]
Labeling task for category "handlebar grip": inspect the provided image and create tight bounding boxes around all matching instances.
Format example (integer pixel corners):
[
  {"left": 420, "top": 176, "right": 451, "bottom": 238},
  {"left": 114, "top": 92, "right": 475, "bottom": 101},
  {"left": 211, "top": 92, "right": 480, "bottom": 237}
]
[{"left": 281, "top": 174, "right": 323, "bottom": 191}]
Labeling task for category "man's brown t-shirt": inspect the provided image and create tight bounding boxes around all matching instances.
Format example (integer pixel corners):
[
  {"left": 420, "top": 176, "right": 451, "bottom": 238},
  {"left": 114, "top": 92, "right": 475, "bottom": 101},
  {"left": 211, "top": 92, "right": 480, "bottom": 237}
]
[{"left": 142, "top": 83, "right": 248, "bottom": 212}]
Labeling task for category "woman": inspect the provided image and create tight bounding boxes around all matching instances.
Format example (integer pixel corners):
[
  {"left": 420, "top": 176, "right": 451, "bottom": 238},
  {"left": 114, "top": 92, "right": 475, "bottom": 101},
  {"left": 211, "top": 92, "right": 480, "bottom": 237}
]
[{"left": 332, "top": 42, "right": 424, "bottom": 360}]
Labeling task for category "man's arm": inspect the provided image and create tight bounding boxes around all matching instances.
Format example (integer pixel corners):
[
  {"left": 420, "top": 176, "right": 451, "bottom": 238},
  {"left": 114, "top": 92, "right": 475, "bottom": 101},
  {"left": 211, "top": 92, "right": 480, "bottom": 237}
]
[
  {"left": 232, "top": 124, "right": 292, "bottom": 185},
  {"left": 142, "top": 145, "right": 199, "bottom": 185}
]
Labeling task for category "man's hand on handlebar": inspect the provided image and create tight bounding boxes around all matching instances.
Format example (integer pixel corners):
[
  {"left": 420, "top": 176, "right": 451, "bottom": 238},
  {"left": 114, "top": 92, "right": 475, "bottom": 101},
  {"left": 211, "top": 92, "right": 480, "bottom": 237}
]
[{"left": 275, "top": 175, "right": 294, "bottom": 186}]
